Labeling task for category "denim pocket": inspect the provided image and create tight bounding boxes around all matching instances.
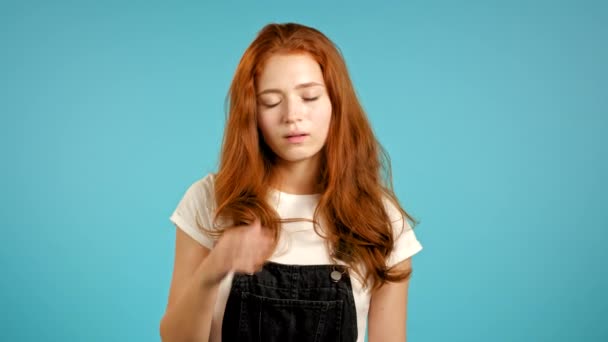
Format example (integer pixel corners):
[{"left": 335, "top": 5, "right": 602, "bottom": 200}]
[{"left": 237, "top": 292, "right": 343, "bottom": 342}]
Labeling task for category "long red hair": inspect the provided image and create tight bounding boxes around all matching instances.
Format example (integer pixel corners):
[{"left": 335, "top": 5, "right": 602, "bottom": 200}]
[{"left": 212, "top": 22, "right": 417, "bottom": 290}]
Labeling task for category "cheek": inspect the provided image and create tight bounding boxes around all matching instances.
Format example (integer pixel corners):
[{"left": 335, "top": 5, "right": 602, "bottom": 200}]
[
  {"left": 316, "top": 101, "right": 332, "bottom": 132},
  {"left": 257, "top": 114, "right": 275, "bottom": 141}
]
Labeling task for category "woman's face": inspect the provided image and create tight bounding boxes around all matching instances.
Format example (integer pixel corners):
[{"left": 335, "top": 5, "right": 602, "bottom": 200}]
[{"left": 256, "top": 53, "right": 332, "bottom": 168}]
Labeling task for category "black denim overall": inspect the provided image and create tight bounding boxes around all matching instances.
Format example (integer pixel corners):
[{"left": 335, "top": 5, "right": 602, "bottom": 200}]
[{"left": 221, "top": 261, "right": 358, "bottom": 342}]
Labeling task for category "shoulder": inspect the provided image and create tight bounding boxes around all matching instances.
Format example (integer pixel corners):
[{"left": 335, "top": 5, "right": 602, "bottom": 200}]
[
  {"left": 380, "top": 192, "right": 423, "bottom": 266},
  {"left": 181, "top": 173, "right": 217, "bottom": 205},
  {"left": 380, "top": 193, "right": 409, "bottom": 229},
  {"left": 191, "top": 172, "right": 216, "bottom": 193},
  {"left": 172, "top": 172, "right": 219, "bottom": 228},
  {"left": 170, "top": 173, "right": 221, "bottom": 248}
]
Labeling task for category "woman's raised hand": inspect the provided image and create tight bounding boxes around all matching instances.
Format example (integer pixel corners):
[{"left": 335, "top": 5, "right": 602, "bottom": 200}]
[{"left": 203, "top": 218, "right": 275, "bottom": 286}]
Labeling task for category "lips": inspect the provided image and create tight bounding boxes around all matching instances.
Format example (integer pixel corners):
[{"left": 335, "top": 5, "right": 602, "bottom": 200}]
[
  {"left": 284, "top": 131, "right": 309, "bottom": 138},
  {"left": 284, "top": 132, "right": 309, "bottom": 143}
]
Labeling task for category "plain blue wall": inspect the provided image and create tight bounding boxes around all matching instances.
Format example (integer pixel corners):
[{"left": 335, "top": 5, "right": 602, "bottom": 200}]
[{"left": 2, "top": 0, "right": 606, "bottom": 341}]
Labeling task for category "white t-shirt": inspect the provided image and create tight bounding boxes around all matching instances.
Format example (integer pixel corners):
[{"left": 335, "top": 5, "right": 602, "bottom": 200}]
[{"left": 169, "top": 173, "right": 423, "bottom": 342}]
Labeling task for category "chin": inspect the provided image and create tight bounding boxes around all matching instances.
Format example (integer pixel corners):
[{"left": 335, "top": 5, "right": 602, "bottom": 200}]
[
  {"left": 281, "top": 155, "right": 314, "bottom": 163},
  {"left": 278, "top": 151, "right": 320, "bottom": 164}
]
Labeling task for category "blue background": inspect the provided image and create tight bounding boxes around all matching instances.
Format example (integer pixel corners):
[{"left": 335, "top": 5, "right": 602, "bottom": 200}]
[{"left": 2, "top": 0, "right": 606, "bottom": 341}]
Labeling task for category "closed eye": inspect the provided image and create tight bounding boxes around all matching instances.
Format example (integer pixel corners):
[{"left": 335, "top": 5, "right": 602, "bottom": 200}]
[
  {"left": 262, "top": 102, "right": 280, "bottom": 108},
  {"left": 303, "top": 96, "right": 320, "bottom": 102}
]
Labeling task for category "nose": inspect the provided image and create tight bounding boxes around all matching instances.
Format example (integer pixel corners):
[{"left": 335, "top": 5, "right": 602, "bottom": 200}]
[{"left": 283, "top": 97, "right": 303, "bottom": 123}]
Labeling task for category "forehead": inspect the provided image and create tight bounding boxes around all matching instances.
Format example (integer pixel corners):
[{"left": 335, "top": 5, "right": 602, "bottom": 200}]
[{"left": 256, "top": 53, "right": 325, "bottom": 89}]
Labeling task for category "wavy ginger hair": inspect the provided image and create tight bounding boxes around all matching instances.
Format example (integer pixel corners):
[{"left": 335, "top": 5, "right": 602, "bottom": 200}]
[{"left": 212, "top": 22, "right": 417, "bottom": 290}]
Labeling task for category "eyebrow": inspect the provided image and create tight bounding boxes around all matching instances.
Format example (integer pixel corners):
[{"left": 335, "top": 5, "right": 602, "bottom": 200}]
[{"left": 257, "top": 82, "right": 324, "bottom": 96}]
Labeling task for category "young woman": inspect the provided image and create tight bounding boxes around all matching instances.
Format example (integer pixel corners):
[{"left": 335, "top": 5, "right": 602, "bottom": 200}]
[{"left": 160, "top": 23, "right": 423, "bottom": 342}]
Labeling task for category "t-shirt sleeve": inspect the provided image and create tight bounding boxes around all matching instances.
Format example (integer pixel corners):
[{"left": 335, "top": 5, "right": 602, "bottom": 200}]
[
  {"left": 169, "top": 174, "right": 217, "bottom": 249},
  {"left": 384, "top": 197, "right": 423, "bottom": 267}
]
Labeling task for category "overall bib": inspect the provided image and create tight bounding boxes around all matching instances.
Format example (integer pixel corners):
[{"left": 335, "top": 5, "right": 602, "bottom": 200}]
[{"left": 221, "top": 261, "right": 358, "bottom": 342}]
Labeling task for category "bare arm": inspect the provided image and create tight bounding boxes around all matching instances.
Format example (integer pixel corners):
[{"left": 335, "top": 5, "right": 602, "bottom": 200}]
[
  {"left": 367, "top": 258, "right": 413, "bottom": 342},
  {"left": 159, "top": 220, "right": 274, "bottom": 342},
  {"left": 159, "top": 228, "right": 219, "bottom": 342}
]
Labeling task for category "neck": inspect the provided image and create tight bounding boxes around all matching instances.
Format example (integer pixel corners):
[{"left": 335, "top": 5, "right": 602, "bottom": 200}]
[{"left": 271, "top": 157, "right": 321, "bottom": 195}]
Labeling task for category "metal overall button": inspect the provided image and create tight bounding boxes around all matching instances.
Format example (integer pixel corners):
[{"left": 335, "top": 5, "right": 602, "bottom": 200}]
[{"left": 330, "top": 265, "right": 346, "bottom": 282}]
